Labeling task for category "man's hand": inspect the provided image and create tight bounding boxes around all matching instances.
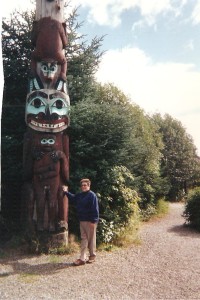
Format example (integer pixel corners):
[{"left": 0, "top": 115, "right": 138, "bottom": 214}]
[{"left": 62, "top": 185, "right": 68, "bottom": 192}]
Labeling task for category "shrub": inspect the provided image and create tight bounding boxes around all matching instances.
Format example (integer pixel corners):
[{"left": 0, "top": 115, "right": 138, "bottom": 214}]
[
  {"left": 140, "top": 203, "right": 157, "bottom": 222},
  {"left": 140, "top": 198, "right": 169, "bottom": 222},
  {"left": 156, "top": 198, "right": 169, "bottom": 216},
  {"left": 183, "top": 187, "right": 200, "bottom": 230},
  {"left": 96, "top": 166, "right": 141, "bottom": 244}
]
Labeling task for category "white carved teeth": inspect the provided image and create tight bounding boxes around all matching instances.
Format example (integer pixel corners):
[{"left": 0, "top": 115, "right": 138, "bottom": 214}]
[{"left": 31, "top": 120, "right": 65, "bottom": 128}]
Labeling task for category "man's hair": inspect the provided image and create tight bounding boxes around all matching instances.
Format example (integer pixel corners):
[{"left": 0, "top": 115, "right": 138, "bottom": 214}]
[{"left": 80, "top": 178, "right": 91, "bottom": 185}]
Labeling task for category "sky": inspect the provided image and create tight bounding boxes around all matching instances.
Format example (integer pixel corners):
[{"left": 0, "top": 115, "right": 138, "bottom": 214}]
[{"left": 2, "top": 0, "right": 200, "bottom": 154}]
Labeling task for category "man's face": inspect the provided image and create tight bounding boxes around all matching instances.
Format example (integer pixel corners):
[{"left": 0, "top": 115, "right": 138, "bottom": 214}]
[{"left": 80, "top": 182, "right": 90, "bottom": 192}]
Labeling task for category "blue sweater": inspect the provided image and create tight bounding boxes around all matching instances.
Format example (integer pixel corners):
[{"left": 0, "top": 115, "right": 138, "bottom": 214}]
[{"left": 65, "top": 190, "right": 99, "bottom": 223}]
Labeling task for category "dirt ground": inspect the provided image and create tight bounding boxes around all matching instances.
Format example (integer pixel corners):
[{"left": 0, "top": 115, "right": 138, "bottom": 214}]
[{"left": 0, "top": 203, "right": 200, "bottom": 300}]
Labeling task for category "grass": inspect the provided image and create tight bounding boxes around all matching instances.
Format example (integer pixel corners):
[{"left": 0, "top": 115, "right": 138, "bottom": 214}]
[
  {"left": 98, "top": 214, "right": 141, "bottom": 251},
  {"left": 140, "top": 199, "right": 169, "bottom": 222},
  {"left": 19, "top": 273, "right": 39, "bottom": 283},
  {"left": 48, "top": 255, "right": 62, "bottom": 264},
  {"left": 155, "top": 198, "right": 169, "bottom": 218},
  {"left": 48, "top": 234, "right": 79, "bottom": 255},
  {"left": 112, "top": 219, "right": 141, "bottom": 248}
]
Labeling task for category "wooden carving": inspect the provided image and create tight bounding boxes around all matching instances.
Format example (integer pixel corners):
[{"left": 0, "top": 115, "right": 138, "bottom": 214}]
[
  {"left": 22, "top": 130, "right": 69, "bottom": 232},
  {"left": 22, "top": 3, "right": 70, "bottom": 235},
  {"left": 31, "top": 17, "right": 67, "bottom": 81}
]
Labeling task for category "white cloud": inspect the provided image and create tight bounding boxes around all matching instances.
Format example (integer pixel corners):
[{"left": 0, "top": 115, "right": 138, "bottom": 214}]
[
  {"left": 132, "top": 17, "right": 158, "bottom": 32},
  {"left": 73, "top": 0, "right": 188, "bottom": 27},
  {"left": 2, "top": 0, "right": 35, "bottom": 18},
  {"left": 184, "top": 39, "right": 194, "bottom": 51},
  {"left": 191, "top": 0, "right": 200, "bottom": 24},
  {"left": 95, "top": 47, "right": 200, "bottom": 153}
]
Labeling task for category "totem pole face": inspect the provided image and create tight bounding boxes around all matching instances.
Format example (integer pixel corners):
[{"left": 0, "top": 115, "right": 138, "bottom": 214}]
[
  {"left": 25, "top": 89, "right": 70, "bottom": 132},
  {"left": 29, "top": 61, "right": 67, "bottom": 93},
  {"left": 39, "top": 61, "right": 59, "bottom": 81}
]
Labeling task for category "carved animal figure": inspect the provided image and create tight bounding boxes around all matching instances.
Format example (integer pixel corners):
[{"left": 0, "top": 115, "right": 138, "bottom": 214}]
[
  {"left": 22, "top": 130, "right": 69, "bottom": 232},
  {"left": 31, "top": 17, "right": 67, "bottom": 81}
]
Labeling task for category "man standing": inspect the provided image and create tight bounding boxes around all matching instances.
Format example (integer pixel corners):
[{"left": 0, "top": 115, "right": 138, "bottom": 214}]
[{"left": 63, "top": 178, "right": 99, "bottom": 266}]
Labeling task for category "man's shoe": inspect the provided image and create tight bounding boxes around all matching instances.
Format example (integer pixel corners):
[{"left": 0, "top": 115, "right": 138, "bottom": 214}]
[
  {"left": 87, "top": 255, "right": 96, "bottom": 263},
  {"left": 73, "top": 259, "right": 85, "bottom": 266}
]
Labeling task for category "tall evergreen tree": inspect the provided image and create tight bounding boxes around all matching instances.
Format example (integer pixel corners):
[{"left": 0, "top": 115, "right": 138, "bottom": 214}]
[
  {"left": 152, "top": 113, "right": 200, "bottom": 200},
  {"left": 69, "top": 83, "right": 165, "bottom": 207}
]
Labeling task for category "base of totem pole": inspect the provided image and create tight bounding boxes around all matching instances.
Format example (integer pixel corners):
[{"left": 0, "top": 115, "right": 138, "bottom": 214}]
[
  {"left": 29, "top": 230, "right": 69, "bottom": 253},
  {"left": 48, "top": 230, "right": 68, "bottom": 248},
  {"left": 30, "top": 204, "right": 69, "bottom": 252}
]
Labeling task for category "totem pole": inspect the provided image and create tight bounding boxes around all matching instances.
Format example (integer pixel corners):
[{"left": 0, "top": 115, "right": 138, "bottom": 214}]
[{"left": 22, "top": 0, "right": 70, "bottom": 245}]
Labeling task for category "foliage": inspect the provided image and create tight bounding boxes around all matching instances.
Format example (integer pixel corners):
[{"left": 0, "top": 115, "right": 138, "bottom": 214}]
[
  {"left": 68, "top": 96, "right": 134, "bottom": 185},
  {"left": 112, "top": 215, "right": 141, "bottom": 248},
  {"left": 183, "top": 187, "right": 200, "bottom": 230},
  {"left": 155, "top": 198, "right": 169, "bottom": 217},
  {"left": 140, "top": 198, "right": 169, "bottom": 221},
  {"left": 96, "top": 166, "right": 140, "bottom": 244},
  {"left": 1, "top": 106, "right": 26, "bottom": 223},
  {"left": 2, "top": 10, "right": 34, "bottom": 105},
  {"left": 69, "top": 83, "right": 165, "bottom": 208},
  {"left": 140, "top": 203, "right": 157, "bottom": 222},
  {"left": 152, "top": 113, "right": 200, "bottom": 201}
]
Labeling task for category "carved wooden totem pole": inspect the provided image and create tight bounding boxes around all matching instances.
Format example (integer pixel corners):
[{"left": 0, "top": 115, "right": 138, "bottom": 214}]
[{"left": 22, "top": 0, "right": 69, "bottom": 246}]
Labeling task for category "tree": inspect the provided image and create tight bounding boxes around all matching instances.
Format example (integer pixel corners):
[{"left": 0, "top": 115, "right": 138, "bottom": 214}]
[
  {"left": 152, "top": 113, "right": 200, "bottom": 200},
  {"left": 2, "top": 11, "right": 34, "bottom": 105},
  {"left": 69, "top": 83, "right": 165, "bottom": 208}
]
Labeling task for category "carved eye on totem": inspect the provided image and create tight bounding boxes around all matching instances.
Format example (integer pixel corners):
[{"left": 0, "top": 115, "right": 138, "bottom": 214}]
[
  {"left": 41, "top": 138, "right": 55, "bottom": 145},
  {"left": 52, "top": 99, "right": 64, "bottom": 109},
  {"left": 41, "top": 65, "right": 48, "bottom": 72},
  {"left": 31, "top": 97, "right": 45, "bottom": 109},
  {"left": 28, "top": 96, "right": 46, "bottom": 115},
  {"left": 51, "top": 98, "right": 68, "bottom": 115},
  {"left": 50, "top": 65, "right": 57, "bottom": 72}
]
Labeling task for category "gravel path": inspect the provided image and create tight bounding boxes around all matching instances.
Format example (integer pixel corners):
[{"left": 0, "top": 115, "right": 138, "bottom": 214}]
[{"left": 1, "top": 203, "right": 200, "bottom": 300}]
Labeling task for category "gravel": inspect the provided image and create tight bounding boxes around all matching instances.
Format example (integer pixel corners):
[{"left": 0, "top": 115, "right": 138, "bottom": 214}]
[{"left": 1, "top": 203, "right": 200, "bottom": 300}]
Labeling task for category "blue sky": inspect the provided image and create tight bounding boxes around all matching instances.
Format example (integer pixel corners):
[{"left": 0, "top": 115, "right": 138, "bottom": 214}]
[{"left": 2, "top": 0, "right": 200, "bottom": 154}]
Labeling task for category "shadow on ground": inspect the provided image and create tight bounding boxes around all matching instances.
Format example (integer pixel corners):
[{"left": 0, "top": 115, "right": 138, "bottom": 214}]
[
  {"left": 0, "top": 250, "right": 74, "bottom": 278},
  {"left": 0, "top": 260, "right": 74, "bottom": 277},
  {"left": 168, "top": 223, "right": 200, "bottom": 238}
]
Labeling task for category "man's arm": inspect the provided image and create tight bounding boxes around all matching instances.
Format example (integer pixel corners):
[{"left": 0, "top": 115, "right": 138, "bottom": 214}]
[
  {"left": 62, "top": 186, "right": 76, "bottom": 202},
  {"left": 90, "top": 193, "right": 99, "bottom": 223}
]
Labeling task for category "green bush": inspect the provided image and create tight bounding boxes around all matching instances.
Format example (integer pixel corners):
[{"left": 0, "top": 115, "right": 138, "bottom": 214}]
[
  {"left": 183, "top": 187, "right": 200, "bottom": 230},
  {"left": 156, "top": 198, "right": 169, "bottom": 216},
  {"left": 140, "top": 203, "right": 157, "bottom": 222},
  {"left": 140, "top": 198, "right": 169, "bottom": 222},
  {"left": 96, "top": 166, "right": 140, "bottom": 244}
]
